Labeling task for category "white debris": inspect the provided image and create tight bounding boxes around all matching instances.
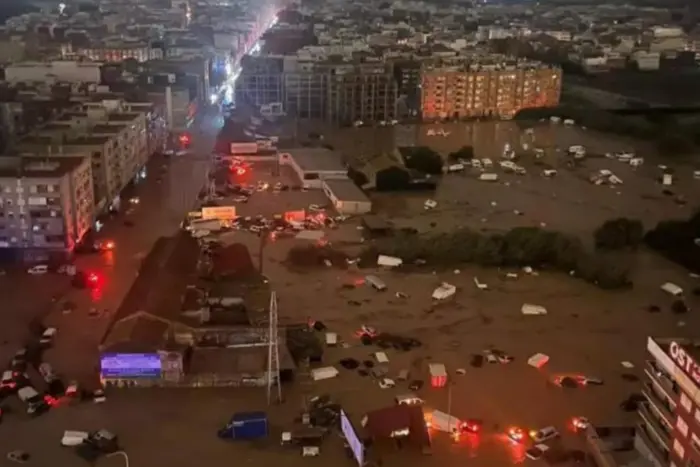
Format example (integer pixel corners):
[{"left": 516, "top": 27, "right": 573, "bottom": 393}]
[
  {"left": 479, "top": 173, "right": 499, "bottom": 182},
  {"left": 528, "top": 353, "right": 550, "bottom": 368},
  {"left": 433, "top": 282, "right": 457, "bottom": 300},
  {"left": 521, "top": 304, "right": 548, "bottom": 315},
  {"left": 377, "top": 255, "right": 403, "bottom": 268},
  {"left": 621, "top": 361, "right": 634, "bottom": 369},
  {"left": 473, "top": 277, "right": 488, "bottom": 290},
  {"left": 424, "top": 199, "right": 438, "bottom": 210}
]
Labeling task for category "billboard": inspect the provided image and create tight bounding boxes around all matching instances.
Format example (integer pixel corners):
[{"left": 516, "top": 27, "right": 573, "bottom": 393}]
[
  {"left": 230, "top": 142, "right": 258, "bottom": 155},
  {"left": 340, "top": 410, "right": 364, "bottom": 466},
  {"left": 202, "top": 206, "right": 236, "bottom": 220},
  {"left": 100, "top": 353, "right": 162, "bottom": 378}
]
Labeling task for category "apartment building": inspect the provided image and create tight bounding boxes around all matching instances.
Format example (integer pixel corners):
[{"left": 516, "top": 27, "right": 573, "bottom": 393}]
[
  {"left": 637, "top": 337, "right": 700, "bottom": 467},
  {"left": 0, "top": 156, "right": 93, "bottom": 263},
  {"left": 420, "top": 59, "right": 562, "bottom": 120},
  {"left": 78, "top": 42, "right": 162, "bottom": 63},
  {"left": 4, "top": 61, "right": 102, "bottom": 84},
  {"left": 16, "top": 100, "right": 151, "bottom": 211},
  {"left": 327, "top": 63, "right": 399, "bottom": 124},
  {"left": 236, "top": 57, "right": 398, "bottom": 124}
]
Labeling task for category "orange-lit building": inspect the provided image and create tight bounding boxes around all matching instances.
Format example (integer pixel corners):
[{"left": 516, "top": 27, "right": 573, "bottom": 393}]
[{"left": 420, "top": 58, "right": 562, "bottom": 121}]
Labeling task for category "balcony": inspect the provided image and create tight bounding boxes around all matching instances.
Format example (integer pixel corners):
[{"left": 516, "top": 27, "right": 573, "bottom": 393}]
[
  {"left": 638, "top": 402, "right": 672, "bottom": 448},
  {"left": 645, "top": 360, "right": 679, "bottom": 402},
  {"left": 635, "top": 423, "right": 670, "bottom": 466},
  {"left": 643, "top": 382, "right": 676, "bottom": 425}
]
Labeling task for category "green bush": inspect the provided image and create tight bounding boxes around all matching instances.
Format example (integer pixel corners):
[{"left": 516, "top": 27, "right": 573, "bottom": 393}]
[
  {"left": 375, "top": 166, "right": 411, "bottom": 191},
  {"left": 365, "top": 227, "right": 631, "bottom": 289},
  {"left": 594, "top": 218, "right": 644, "bottom": 250},
  {"left": 401, "top": 147, "right": 443, "bottom": 175},
  {"left": 447, "top": 146, "right": 475, "bottom": 162}
]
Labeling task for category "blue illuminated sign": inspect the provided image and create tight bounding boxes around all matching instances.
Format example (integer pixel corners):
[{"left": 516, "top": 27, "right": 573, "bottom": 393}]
[
  {"left": 100, "top": 353, "right": 162, "bottom": 378},
  {"left": 340, "top": 410, "right": 364, "bottom": 466}
]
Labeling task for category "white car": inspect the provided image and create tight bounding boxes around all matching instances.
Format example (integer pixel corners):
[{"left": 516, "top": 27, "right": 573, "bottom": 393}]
[
  {"left": 61, "top": 431, "right": 89, "bottom": 447},
  {"left": 40, "top": 327, "right": 57, "bottom": 346},
  {"left": 378, "top": 378, "right": 395, "bottom": 389},
  {"left": 27, "top": 265, "right": 48, "bottom": 275},
  {"left": 525, "top": 443, "right": 550, "bottom": 460},
  {"left": 529, "top": 426, "right": 559, "bottom": 443}
]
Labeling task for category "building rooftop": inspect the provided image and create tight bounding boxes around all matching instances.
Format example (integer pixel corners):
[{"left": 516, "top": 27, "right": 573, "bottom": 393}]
[
  {"left": 91, "top": 124, "right": 123, "bottom": 134},
  {"left": 0, "top": 156, "right": 86, "bottom": 178},
  {"left": 286, "top": 147, "right": 345, "bottom": 173},
  {"left": 322, "top": 178, "right": 369, "bottom": 203}
]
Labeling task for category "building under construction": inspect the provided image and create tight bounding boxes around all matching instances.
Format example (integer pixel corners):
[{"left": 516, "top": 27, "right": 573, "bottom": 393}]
[{"left": 236, "top": 55, "right": 399, "bottom": 124}]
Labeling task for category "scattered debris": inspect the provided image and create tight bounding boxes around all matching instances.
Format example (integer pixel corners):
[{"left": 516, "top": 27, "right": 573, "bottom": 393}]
[
  {"left": 521, "top": 304, "right": 547, "bottom": 316},
  {"left": 432, "top": 282, "right": 457, "bottom": 300},
  {"left": 621, "top": 361, "right": 634, "bottom": 369},
  {"left": 311, "top": 367, "right": 339, "bottom": 381},
  {"left": 528, "top": 353, "right": 549, "bottom": 368}
]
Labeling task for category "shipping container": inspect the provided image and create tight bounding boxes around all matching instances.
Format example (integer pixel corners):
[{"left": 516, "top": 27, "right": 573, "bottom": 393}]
[
  {"left": 218, "top": 412, "right": 269, "bottom": 440},
  {"left": 428, "top": 363, "right": 447, "bottom": 388}
]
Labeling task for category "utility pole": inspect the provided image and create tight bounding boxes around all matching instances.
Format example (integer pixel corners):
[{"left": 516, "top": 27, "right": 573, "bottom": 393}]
[
  {"left": 257, "top": 229, "right": 269, "bottom": 274},
  {"left": 266, "top": 291, "right": 282, "bottom": 405}
]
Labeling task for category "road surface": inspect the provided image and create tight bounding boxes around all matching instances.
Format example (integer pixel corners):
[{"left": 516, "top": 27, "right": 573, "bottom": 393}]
[{"left": 40, "top": 111, "right": 218, "bottom": 382}]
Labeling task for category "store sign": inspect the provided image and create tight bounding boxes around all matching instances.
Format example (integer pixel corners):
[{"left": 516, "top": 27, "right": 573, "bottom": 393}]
[
  {"left": 670, "top": 341, "right": 700, "bottom": 386},
  {"left": 202, "top": 206, "right": 236, "bottom": 220}
]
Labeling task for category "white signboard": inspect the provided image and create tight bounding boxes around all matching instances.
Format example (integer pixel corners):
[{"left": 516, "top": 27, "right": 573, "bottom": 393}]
[
  {"left": 230, "top": 142, "right": 258, "bottom": 155},
  {"left": 201, "top": 206, "right": 236, "bottom": 220}
]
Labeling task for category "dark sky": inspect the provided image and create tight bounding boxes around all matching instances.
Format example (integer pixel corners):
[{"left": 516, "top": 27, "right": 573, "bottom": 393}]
[{"left": 0, "top": 2, "right": 39, "bottom": 24}]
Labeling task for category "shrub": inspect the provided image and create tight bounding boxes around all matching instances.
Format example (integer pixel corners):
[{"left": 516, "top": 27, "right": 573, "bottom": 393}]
[
  {"left": 401, "top": 147, "right": 443, "bottom": 175},
  {"left": 364, "top": 227, "right": 631, "bottom": 289},
  {"left": 594, "top": 218, "right": 644, "bottom": 250},
  {"left": 376, "top": 166, "right": 411, "bottom": 191},
  {"left": 447, "top": 146, "right": 475, "bottom": 162}
]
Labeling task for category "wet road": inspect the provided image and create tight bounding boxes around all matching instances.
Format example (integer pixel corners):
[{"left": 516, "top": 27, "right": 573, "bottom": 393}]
[{"left": 41, "top": 113, "right": 219, "bottom": 382}]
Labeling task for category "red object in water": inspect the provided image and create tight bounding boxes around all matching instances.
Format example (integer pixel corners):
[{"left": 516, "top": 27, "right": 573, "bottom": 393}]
[{"left": 179, "top": 133, "right": 191, "bottom": 146}]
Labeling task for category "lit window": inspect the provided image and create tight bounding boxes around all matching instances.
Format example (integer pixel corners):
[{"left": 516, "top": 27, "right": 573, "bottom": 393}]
[
  {"left": 677, "top": 416, "right": 689, "bottom": 437},
  {"left": 681, "top": 393, "right": 693, "bottom": 412},
  {"left": 673, "top": 439, "right": 685, "bottom": 460}
]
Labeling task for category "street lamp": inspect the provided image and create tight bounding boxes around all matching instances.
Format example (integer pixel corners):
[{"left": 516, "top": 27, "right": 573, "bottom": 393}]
[{"left": 106, "top": 451, "right": 130, "bottom": 467}]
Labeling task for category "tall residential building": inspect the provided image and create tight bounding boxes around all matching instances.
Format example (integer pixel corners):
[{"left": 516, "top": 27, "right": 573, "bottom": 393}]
[
  {"left": 16, "top": 100, "right": 151, "bottom": 210},
  {"left": 0, "top": 156, "right": 93, "bottom": 263},
  {"left": 638, "top": 337, "right": 700, "bottom": 467},
  {"left": 420, "top": 58, "right": 562, "bottom": 120},
  {"left": 235, "top": 57, "right": 399, "bottom": 124}
]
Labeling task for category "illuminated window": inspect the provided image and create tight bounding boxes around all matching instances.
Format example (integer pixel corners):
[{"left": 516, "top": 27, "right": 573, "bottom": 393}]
[
  {"left": 677, "top": 416, "right": 689, "bottom": 437},
  {"left": 673, "top": 439, "right": 685, "bottom": 460},
  {"left": 681, "top": 392, "right": 693, "bottom": 412}
]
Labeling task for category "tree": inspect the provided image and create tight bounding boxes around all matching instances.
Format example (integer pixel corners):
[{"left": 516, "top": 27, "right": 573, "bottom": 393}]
[
  {"left": 376, "top": 166, "right": 411, "bottom": 191},
  {"left": 594, "top": 218, "right": 644, "bottom": 250},
  {"left": 402, "top": 147, "right": 443, "bottom": 175},
  {"left": 347, "top": 167, "right": 368, "bottom": 187},
  {"left": 447, "top": 146, "right": 475, "bottom": 162}
]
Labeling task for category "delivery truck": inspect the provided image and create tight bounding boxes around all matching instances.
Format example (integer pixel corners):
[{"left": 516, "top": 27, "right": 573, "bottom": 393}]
[{"left": 218, "top": 412, "right": 269, "bottom": 440}]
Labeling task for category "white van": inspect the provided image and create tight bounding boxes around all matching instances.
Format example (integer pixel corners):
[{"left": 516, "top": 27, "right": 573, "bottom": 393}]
[
  {"left": 61, "top": 431, "right": 89, "bottom": 447},
  {"left": 395, "top": 393, "right": 424, "bottom": 405},
  {"left": 429, "top": 410, "right": 463, "bottom": 433},
  {"left": 27, "top": 265, "right": 48, "bottom": 275},
  {"left": 661, "top": 282, "right": 683, "bottom": 297}
]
